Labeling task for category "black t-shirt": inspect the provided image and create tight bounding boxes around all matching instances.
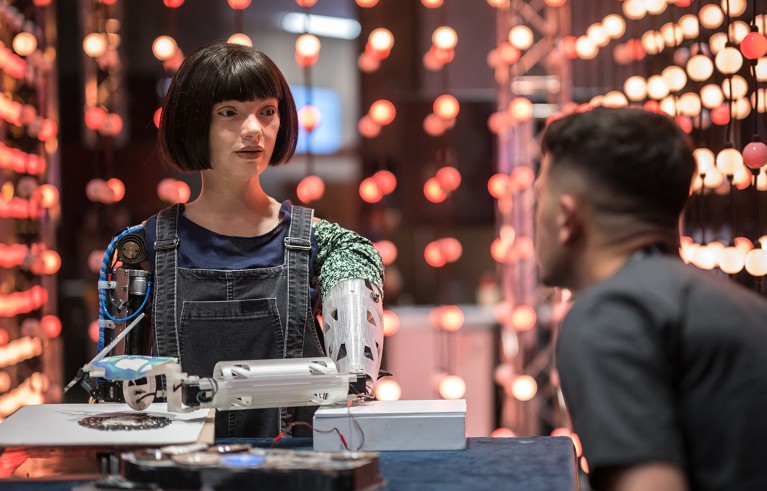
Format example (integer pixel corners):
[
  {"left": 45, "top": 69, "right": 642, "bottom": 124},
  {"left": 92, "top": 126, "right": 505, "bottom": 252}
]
[{"left": 557, "top": 252, "right": 767, "bottom": 491}]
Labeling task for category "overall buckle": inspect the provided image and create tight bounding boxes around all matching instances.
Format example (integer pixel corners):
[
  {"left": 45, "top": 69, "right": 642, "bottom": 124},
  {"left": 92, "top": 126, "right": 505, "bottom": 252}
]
[{"left": 284, "top": 237, "right": 312, "bottom": 251}]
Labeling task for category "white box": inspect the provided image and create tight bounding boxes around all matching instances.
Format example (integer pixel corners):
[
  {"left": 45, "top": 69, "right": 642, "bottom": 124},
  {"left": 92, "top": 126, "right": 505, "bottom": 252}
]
[{"left": 313, "top": 399, "right": 466, "bottom": 451}]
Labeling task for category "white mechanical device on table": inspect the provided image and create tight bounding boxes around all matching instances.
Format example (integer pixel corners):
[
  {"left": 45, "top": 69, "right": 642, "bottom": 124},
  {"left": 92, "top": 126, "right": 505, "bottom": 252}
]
[{"left": 65, "top": 226, "right": 385, "bottom": 413}]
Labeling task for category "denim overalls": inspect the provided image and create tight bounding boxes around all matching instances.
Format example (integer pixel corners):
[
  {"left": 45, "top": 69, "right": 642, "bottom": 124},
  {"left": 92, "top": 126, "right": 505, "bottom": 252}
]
[{"left": 151, "top": 204, "right": 324, "bottom": 438}]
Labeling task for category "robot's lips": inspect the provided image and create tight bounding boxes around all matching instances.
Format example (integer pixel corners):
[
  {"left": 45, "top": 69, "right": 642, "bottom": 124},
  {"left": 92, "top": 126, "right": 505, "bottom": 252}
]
[{"left": 235, "top": 149, "right": 263, "bottom": 159}]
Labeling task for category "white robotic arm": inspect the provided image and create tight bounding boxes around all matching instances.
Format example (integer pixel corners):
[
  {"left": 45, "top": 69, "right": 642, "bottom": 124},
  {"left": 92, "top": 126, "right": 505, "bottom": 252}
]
[
  {"left": 321, "top": 279, "right": 384, "bottom": 390},
  {"left": 163, "top": 357, "right": 354, "bottom": 412},
  {"left": 78, "top": 355, "right": 359, "bottom": 412}
]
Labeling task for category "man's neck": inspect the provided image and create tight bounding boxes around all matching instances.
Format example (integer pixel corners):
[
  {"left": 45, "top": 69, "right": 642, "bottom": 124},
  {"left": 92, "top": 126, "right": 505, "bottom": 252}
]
[{"left": 570, "top": 232, "right": 677, "bottom": 294}]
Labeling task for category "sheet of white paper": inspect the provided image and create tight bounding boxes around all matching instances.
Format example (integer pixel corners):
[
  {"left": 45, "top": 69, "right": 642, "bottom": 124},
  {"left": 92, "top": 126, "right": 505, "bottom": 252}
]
[{"left": 0, "top": 403, "right": 211, "bottom": 447}]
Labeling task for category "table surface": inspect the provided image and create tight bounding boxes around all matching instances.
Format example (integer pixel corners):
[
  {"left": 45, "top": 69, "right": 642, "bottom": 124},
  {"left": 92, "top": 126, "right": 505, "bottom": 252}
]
[{"left": 0, "top": 436, "right": 578, "bottom": 491}]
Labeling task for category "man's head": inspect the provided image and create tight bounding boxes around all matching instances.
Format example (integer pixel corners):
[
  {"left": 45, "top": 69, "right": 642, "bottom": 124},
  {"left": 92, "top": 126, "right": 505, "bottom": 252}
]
[{"left": 534, "top": 107, "right": 696, "bottom": 288}]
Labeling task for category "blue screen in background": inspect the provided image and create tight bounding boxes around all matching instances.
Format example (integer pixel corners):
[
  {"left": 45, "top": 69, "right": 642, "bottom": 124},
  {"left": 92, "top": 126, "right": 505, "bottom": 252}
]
[{"left": 291, "top": 85, "right": 343, "bottom": 155}]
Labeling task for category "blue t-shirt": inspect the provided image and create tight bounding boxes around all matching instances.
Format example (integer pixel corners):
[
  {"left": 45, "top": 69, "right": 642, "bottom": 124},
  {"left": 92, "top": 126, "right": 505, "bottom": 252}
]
[{"left": 143, "top": 200, "right": 319, "bottom": 304}]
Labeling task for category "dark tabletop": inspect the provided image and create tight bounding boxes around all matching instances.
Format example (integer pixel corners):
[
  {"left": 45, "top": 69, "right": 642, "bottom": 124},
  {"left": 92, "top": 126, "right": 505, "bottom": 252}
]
[{"left": 0, "top": 436, "right": 577, "bottom": 491}]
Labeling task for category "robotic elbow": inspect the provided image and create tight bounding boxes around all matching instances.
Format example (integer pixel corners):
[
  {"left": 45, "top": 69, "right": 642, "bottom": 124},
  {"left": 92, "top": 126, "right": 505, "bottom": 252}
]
[{"left": 322, "top": 279, "right": 384, "bottom": 389}]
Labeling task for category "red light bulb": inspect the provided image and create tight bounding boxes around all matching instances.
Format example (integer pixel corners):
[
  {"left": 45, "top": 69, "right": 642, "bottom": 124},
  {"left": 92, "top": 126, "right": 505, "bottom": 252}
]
[
  {"left": 741, "top": 31, "right": 767, "bottom": 60},
  {"left": 711, "top": 105, "right": 730, "bottom": 126},
  {"left": 227, "top": 0, "right": 251, "bottom": 9},
  {"left": 743, "top": 139, "right": 767, "bottom": 170}
]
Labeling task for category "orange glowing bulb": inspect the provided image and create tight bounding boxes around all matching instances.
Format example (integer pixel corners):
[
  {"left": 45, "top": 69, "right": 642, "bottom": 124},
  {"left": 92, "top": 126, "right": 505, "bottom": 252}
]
[
  {"left": 433, "top": 94, "right": 460, "bottom": 120},
  {"left": 438, "top": 237, "right": 463, "bottom": 262},
  {"left": 296, "top": 175, "right": 325, "bottom": 203},
  {"left": 13, "top": 33, "right": 37, "bottom": 57},
  {"left": 174, "top": 180, "right": 191, "bottom": 203},
  {"left": 36, "top": 184, "right": 59, "bottom": 208},
  {"left": 299, "top": 105, "right": 322, "bottom": 132},
  {"left": 490, "top": 237, "right": 513, "bottom": 263},
  {"left": 356, "top": 0, "right": 379, "bottom": 6},
  {"left": 438, "top": 305, "right": 464, "bottom": 332},
  {"left": 85, "top": 107, "right": 107, "bottom": 130},
  {"left": 152, "top": 36, "right": 177, "bottom": 61},
  {"left": 508, "top": 97, "right": 534, "bottom": 122},
  {"left": 228, "top": 0, "right": 252, "bottom": 9},
  {"left": 153, "top": 107, "right": 162, "bottom": 128},
  {"left": 83, "top": 33, "right": 108, "bottom": 57},
  {"left": 488, "top": 173, "right": 510, "bottom": 198},
  {"left": 41, "top": 315, "right": 62, "bottom": 338},
  {"left": 511, "top": 375, "right": 537, "bottom": 401},
  {"left": 295, "top": 52, "right": 319, "bottom": 67},
  {"left": 369, "top": 99, "right": 396, "bottom": 126},
  {"left": 88, "top": 320, "right": 100, "bottom": 343},
  {"left": 383, "top": 310, "right": 400, "bottom": 336},
  {"left": 374, "top": 378, "right": 401, "bottom": 401},
  {"left": 368, "top": 28, "right": 394, "bottom": 52},
  {"left": 100, "top": 113, "right": 123, "bottom": 137},
  {"left": 106, "top": 178, "right": 125, "bottom": 202},
  {"left": 424, "top": 241, "right": 447, "bottom": 267},
  {"left": 227, "top": 33, "right": 252, "bottom": 47},
  {"left": 491, "top": 428, "right": 516, "bottom": 437},
  {"left": 39, "top": 250, "right": 61, "bottom": 275},
  {"left": 296, "top": 34, "right": 321, "bottom": 58},
  {"left": 438, "top": 375, "right": 466, "bottom": 400},
  {"left": 511, "top": 166, "right": 535, "bottom": 190},
  {"left": 358, "top": 52, "right": 380, "bottom": 73},
  {"left": 359, "top": 177, "right": 383, "bottom": 203},
  {"left": 436, "top": 166, "right": 461, "bottom": 192},
  {"left": 163, "top": 0, "right": 184, "bottom": 6},
  {"left": 372, "top": 170, "right": 397, "bottom": 194},
  {"left": 358, "top": 116, "right": 381, "bottom": 138},
  {"left": 423, "top": 113, "right": 447, "bottom": 137},
  {"left": 508, "top": 25, "right": 534, "bottom": 50},
  {"left": 511, "top": 304, "right": 537, "bottom": 331},
  {"left": 424, "top": 177, "right": 447, "bottom": 203},
  {"left": 432, "top": 27, "right": 458, "bottom": 50},
  {"left": 373, "top": 240, "right": 398, "bottom": 265}
]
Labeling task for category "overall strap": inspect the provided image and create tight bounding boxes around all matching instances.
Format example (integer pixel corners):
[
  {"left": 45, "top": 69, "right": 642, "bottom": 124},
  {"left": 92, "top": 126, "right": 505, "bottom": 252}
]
[
  {"left": 283, "top": 205, "right": 314, "bottom": 358},
  {"left": 153, "top": 204, "right": 181, "bottom": 358}
]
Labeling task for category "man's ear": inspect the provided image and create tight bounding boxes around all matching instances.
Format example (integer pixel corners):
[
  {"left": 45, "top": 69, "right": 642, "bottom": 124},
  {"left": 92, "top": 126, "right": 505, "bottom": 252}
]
[{"left": 557, "top": 194, "right": 581, "bottom": 245}]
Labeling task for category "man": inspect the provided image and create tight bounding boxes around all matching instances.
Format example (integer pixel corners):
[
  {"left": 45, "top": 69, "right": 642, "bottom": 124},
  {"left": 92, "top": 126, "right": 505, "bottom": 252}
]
[{"left": 535, "top": 107, "right": 767, "bottom": 491}]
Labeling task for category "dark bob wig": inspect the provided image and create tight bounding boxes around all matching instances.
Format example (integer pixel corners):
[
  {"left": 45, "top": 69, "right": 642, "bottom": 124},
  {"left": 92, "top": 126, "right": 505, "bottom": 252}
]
[{"left": 159, "top": 41, "right": 298, "bottom": 171}]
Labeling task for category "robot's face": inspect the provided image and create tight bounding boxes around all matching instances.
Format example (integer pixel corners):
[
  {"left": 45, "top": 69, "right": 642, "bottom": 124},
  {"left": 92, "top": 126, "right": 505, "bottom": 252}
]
[{"left": 207, "top": 98, "right": 281, "bottom": 178}]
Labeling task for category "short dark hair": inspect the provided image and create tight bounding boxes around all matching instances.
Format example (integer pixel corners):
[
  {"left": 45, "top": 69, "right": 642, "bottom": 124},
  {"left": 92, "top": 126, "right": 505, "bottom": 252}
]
[
  {"left": 541, "top": 107, "right": 696, "bottom": 228},
  {"left": 159, "top": 41, "right": 298, "bottom": 171}
]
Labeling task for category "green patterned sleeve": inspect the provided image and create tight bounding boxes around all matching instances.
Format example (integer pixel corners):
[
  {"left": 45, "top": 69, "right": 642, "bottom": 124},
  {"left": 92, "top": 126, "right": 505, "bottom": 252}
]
[{"left": 313, "top": 219, "right": 384, "bottom": 301}]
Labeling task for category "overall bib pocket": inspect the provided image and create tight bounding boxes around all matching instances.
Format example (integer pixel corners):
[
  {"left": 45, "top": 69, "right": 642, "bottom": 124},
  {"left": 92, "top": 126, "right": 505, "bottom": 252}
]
[{"left": 178, "top": 298, "right": 284, "bottom": 377}]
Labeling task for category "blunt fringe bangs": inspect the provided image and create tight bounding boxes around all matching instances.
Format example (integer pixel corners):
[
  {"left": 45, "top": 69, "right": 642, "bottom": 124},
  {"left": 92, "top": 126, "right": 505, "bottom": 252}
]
[{"left": 159, "top": 41, "right": 298, "bottom": 172}]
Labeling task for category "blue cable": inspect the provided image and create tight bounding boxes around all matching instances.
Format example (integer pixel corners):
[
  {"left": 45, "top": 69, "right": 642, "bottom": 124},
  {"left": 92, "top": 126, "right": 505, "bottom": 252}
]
[
  {"left": 97, "top": 224, "right": 146, "bottom": 352},
  {"left": 99, "top": 282, "right": 152, "bottom": 323}
]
